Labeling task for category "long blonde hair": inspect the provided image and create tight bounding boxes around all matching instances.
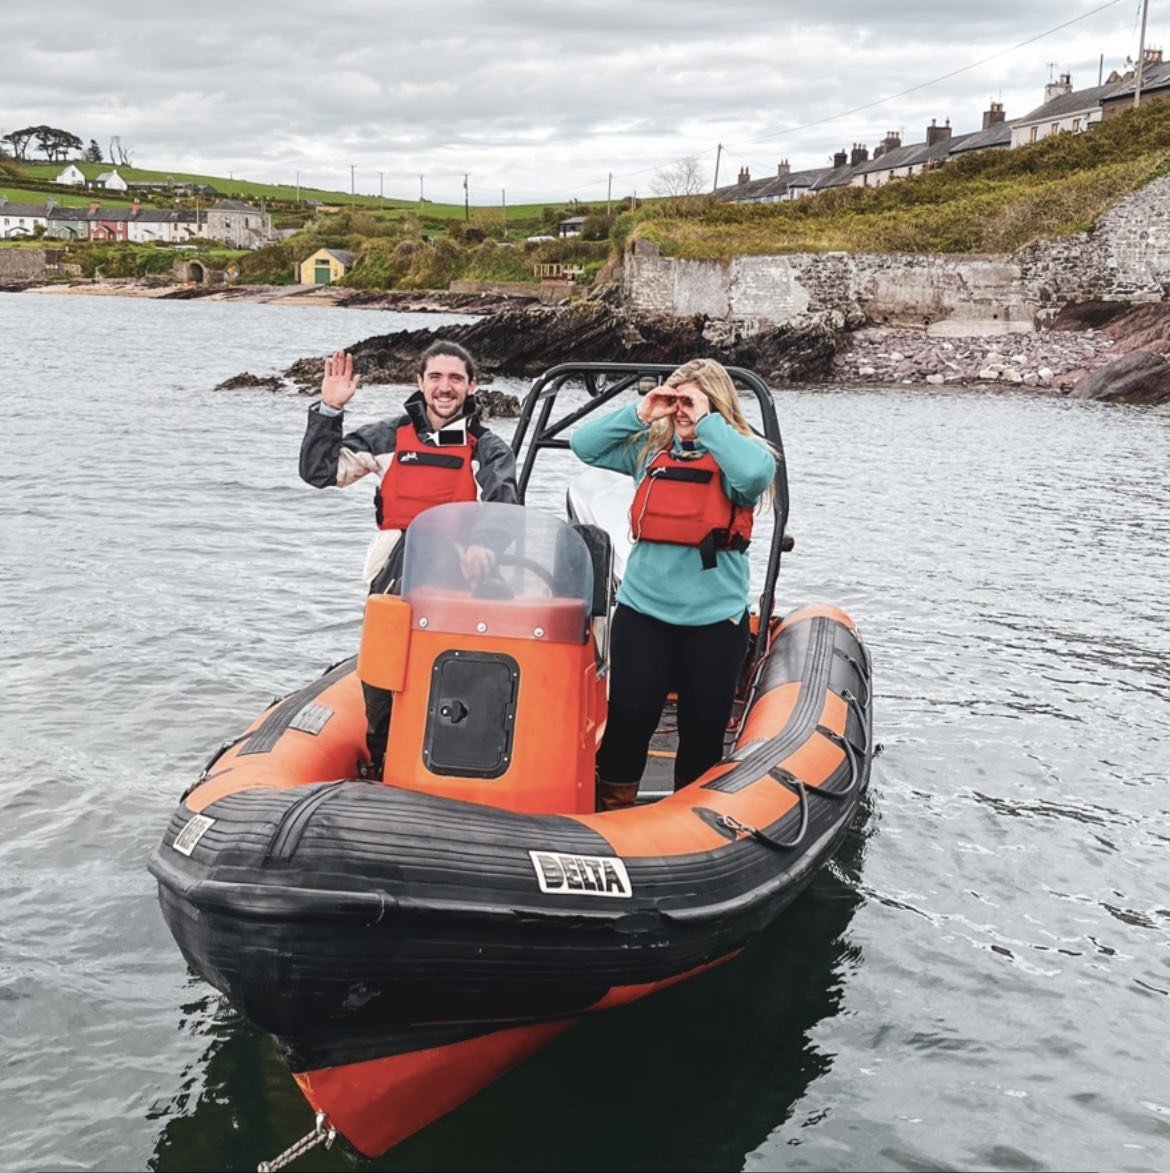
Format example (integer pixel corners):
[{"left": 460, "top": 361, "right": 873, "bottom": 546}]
[{"left": 637, "top": 359, "right": 776, "bottom": 483}]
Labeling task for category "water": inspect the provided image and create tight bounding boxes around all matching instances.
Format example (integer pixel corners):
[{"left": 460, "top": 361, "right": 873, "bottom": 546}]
[{"left": 1, "top": 292, "right": 1168, "bottom": 1173}]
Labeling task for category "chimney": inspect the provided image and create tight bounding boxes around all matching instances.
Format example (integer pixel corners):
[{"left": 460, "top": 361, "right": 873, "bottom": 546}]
[
  {"left": 131, "top": 198, "right": 141, "bottom": 216},
  {"left": 777, "top": 159, "right": 790, "bottom": 177},
  {"left": 833, "top": 149, "right": 848, "bottom": 167},
  {"left": 1044, "top": 73, "right": 1073, "bottom": 103},
  {"left": 46, "top": 197, "right": 56, "bottom": 212},
  {"left": 926, "top": 118, "right": 952, "bottom": 146},
  {"left": 737, "top": 166, "right": 750, "bottom": 184},
  {"left": 1143, "top": 46, "right": 1163, "bottom": 66},
  {"left": 882, "top": 130, "right": 902, "bottom": 153},
  {"left": 89, "top": 201, "right": 100, "bottom": 213},
  {"left": 850, "top": 143, "right": 869, "bottom": 166},
  {"left": 982, "top": 101, "right": 1006, "bottom": 129}
]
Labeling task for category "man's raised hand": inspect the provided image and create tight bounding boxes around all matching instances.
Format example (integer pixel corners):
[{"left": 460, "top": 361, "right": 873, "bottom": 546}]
[{"left": 321, "top": 350, "right": 361, "bottom": 410}]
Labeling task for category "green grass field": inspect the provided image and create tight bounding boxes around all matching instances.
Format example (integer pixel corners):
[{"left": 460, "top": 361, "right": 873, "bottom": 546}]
[{"left": 15, "top": 161, "right": 560, "bottom": 223}]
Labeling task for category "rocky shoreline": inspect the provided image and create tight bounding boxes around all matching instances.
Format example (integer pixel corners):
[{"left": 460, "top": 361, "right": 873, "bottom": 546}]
[
  {"left": 249, "top": 295, "right": 1170, "bottom": 405},
  {"left": 833, "top": 326, "right": 1112, "bottom": 391},
  {"left": 8, "top": 277, "right": 1170, "bottom": 403}
]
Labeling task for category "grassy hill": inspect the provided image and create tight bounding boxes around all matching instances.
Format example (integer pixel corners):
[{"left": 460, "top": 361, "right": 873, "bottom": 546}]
[
  {"left": 14, "top": 160, "right": 558, "bottom": 224},
  {"left": 623, "top": 102, "right": 1170, "bottom": 259}
]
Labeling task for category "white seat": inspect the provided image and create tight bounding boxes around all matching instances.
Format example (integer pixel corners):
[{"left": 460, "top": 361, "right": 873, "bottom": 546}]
[{"left": 566, "top": 467, "right": 633, "bottom": 584}]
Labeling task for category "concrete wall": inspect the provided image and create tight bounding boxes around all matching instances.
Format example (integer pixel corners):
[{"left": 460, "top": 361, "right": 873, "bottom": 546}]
[
  {"left": 624, "top": 175, "right": 1170, "bottom": 331},
  {"left": 0, "top": 249, "right": 50, "bottom": 280}
]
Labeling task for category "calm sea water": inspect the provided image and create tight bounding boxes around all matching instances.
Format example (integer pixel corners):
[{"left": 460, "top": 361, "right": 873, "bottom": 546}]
[{"left": 1, "top": 292, "right": 1168, "bottom": 1173}]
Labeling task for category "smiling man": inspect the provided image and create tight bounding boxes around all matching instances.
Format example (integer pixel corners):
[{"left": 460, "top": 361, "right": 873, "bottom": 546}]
[{"left": 299, "top": 338, "right": 518, "bottom": 775}]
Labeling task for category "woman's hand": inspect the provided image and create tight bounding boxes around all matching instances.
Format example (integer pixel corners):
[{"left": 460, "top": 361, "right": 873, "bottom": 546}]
[
  {"left": 678, "top": 384, "right": 711, "bottom": 424},
  {"left": 321, "top": 350, "right": 361, "bottom": 410},
  {"left": 636, "top": 387, "right": 679, "bottom": 425}
]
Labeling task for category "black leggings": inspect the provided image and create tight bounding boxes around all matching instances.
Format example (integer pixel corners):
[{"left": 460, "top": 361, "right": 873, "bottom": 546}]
[{"left": 597, "top": 603, "right": 750, "bottom": 789}]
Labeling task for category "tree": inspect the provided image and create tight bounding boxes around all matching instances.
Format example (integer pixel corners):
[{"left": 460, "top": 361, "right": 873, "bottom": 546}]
[
  {"left": 2, "top": 127, "right": 39, "bottom": 160},
  {"left": 32, "top": 126, "right": 83, "bottom": 161},
  {"left": 650, "top": 156, "right": 707, "bottom": 197},
  {"left": 109, "top": 136, "right": 134, "bottom": 166},
  {"left": 84, "top": 139, "right": 104, "bottom": 163}
]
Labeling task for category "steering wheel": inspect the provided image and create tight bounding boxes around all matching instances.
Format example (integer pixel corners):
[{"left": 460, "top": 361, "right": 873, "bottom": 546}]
[{"left": 495, "top": 553, "right": 559, "bottom": 590}]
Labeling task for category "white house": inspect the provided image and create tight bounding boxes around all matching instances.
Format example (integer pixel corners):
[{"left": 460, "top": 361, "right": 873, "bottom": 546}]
[
  {"left": 1010, "top": 75, "right": 1118, "bottom": 148},
  {"left": 95, "top": 169, "right": 128, "bottom": 191},
  {"left": 125, "top": 204, "right": 200, "bottom": 244},
  {"left": 0, "top": 198, "right": 49, "bottom": 237},
  {"left": 54, "top": 164, "right": 86, "bottom": 186}
]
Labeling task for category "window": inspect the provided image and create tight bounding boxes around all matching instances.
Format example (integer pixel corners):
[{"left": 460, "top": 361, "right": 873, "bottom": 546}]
[
  {"left": 1072, "top": 118, "right": 1081, "bottom": 132},
  {"left": 1051, "top": 122, "right": 1059, "bottom": 135},
  {"left": 1030, "top": 126, "right": 1038, "bottom": 143}
]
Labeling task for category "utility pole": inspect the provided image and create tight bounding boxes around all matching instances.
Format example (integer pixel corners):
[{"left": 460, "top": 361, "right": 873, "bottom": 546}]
[
  {"left": 1135, "top": 0, "right": 1150, "bottom": 108},
  {"left": 295, "top": 171, "right": 300, "bottom": 204},
  {"left": 501, "top": 188, "right": 507, "bottom": 239},
  {"left": 379, "top": 171, "right": 384, "bottom": 203},
  {"left": 418, "top": 174, "right": 425, "bottom": 206},
  {"left": 712, "top": 143, "right": 722, "bottom": 193},
  {"left": 606, "top": 172, "right": 612, "bottom": 218},
  {"left": 350, "top": 164, "right": 355, "bottom": 204},
  {"left": 464, "top": 173, "right": 469, "bottom": 221}
]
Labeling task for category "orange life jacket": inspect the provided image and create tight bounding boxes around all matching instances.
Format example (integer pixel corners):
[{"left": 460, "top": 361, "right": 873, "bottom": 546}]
[
  {"left": 375, "top": 424, "right": 479, "bottom": 531},
  {"left": 629, "top": 448, "right": 754, "bottom": 569}
]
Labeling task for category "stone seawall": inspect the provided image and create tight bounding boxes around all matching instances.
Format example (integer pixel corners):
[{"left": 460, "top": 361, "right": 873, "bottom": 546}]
[
  {"left": 625, "top": 175, "right": 1170, "bottom": 331},
  {"left": 0, "top": 249, "right": 51, "bottom": 281}
]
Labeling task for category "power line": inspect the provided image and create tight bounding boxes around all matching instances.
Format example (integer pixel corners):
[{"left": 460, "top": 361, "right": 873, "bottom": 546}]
[
  {"left": 535, "top": 0, "right": 1128, "bottom": 198},
  {"left": 731, "top": 0, "right": 1128, "bottom": 158}
]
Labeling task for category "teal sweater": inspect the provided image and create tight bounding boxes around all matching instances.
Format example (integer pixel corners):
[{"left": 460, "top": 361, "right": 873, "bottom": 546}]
[{"left": 569, "top": 403, "right": 775, "bottom": 626}]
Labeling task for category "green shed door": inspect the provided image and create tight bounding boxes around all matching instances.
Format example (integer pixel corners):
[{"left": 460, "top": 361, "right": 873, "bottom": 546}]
[{"left": 314, "top": 262, "right": 332, "bottom": 285}]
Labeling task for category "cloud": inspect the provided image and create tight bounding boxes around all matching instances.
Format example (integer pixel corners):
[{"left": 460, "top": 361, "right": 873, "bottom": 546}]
[{"left": 0, "top": 0, "right": 1149, "bottom": 203}]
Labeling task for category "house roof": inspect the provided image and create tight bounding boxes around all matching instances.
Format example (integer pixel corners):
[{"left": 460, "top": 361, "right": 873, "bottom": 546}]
[
  {"left": 210, "top": 199, "right": 260, "bottom": 212},
  {"left": 0, "top": 202, "right": 49, "bottom": 217},
  {"left": 133, "top": 208, "right": 197, "bottom": 223},
  {"left": 1104, "top": 60, "right": 1170, "bottom": 100},
  {"left": 96, "top": 170, "right": 122, "bottom": 180},
  {"left": 714, "top": 165, "right": 833, "bottom": 202},
  {"left": 559, "top": 215, "right": 588, "bottom": 225},
  {"left": 948, "top": 120, "right": 1014, "bottom": 153},
  {"left": 48, "top": 206, "right": 130, "bottom": 221},
  {"left": 1017, "top": 81, "right": 1121, "bottom": 125},
  {"left": 852, "top": 130, "right": 976, "bottom": 176},
  {"left": 318, "top": 249, "right": 355, "bottom": 266}
]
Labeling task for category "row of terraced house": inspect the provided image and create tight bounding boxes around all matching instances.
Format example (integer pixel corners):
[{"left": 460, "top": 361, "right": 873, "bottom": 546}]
[
  {"left": 0, "top": 195, "right": 274, "bottom": 247},
  {"left": 719, "top": 54, "right": 1170, "bottom": 203}
]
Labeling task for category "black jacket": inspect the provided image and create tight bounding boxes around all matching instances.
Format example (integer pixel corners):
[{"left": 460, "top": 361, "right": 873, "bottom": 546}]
[{"left": 299, "top": 390, "right": 519, "bottom": 511}]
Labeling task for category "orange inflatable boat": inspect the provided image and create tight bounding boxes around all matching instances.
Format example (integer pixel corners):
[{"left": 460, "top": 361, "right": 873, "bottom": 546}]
[{"left": 149, "top": 363, "right": 874, "bottom": 1162}]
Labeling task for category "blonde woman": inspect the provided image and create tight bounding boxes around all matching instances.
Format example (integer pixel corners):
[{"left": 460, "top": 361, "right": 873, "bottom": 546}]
[{"left": 569, "top": 358, "right": 776, "bottom": 811}]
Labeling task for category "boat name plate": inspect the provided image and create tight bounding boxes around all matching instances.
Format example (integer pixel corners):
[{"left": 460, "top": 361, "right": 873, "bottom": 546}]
[
  {"left": 173, "top": 814, "right": 215, "bottom": 857},
  {"left": 529, "top": 850, "right": 632, "bottom": 898}
]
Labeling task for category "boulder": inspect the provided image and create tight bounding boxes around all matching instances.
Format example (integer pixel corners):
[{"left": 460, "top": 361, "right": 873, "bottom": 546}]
[
  {"left": 1069, "top": 350, "right": 1170, "bottom": 404},
  {"left": 215, "top": 371, "right": 283, "bottom": 392}
]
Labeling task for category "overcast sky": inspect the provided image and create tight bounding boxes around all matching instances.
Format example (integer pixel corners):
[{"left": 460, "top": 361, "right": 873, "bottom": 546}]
[{"left": 1, "top": 0, "right": 1156, "bottom": 205}]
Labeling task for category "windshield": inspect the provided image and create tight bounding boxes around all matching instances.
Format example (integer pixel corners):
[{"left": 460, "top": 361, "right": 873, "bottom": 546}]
[{"left": 401, "top": 502, "right": 593, "bottom": 642}]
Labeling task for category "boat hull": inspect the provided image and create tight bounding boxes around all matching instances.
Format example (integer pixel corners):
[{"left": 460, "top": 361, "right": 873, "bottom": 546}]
[{"left": 150, "top": 604, "right": 873, "bottom": 1154}]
